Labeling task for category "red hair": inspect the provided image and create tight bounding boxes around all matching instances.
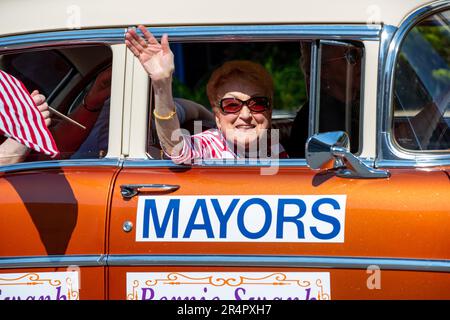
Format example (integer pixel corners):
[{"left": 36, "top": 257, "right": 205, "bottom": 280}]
[{"left": 206, "top": 60, "right": 274, "bottom": 109}]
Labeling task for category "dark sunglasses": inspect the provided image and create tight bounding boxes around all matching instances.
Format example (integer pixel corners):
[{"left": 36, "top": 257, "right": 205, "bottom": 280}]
[{"left": 219, "top": 96, "right": 270, "bottom": 114}]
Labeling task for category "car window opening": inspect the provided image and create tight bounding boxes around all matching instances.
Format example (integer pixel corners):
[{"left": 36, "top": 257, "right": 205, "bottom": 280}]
[
  {"left": 393, "top": 9, "right": 450, "bottom": 151},
  {"left": 146, "top": 40, "right": 364, "bottom": 162},
  {"left": 0, "top": 44, "right": 113, "bottom": 163}
]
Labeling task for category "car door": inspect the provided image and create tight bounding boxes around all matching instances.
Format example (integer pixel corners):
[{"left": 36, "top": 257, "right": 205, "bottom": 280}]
[
  {"left": 0, "top": 31, "right": 126, "bottom": 300},
  {"left": 107, "top": 23, "right": 450, "bottom": 300}
]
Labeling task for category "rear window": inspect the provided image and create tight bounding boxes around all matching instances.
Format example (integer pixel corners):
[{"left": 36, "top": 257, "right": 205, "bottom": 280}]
[{"left": 0, "top": 50, "right": 73, "bottom": 99}]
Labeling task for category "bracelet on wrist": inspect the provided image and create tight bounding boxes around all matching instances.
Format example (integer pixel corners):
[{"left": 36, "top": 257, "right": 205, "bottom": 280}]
[{"left": 153, "top": 109, "right": 176, "bottom": 120}]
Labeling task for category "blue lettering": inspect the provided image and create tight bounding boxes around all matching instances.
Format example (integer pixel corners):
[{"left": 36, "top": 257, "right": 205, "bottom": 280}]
[
  {"left": 276, "top": 198, "right": 306, "bottom": 239},
  {"left": 141, "top": 288, "right": 155, "bottom": 300},
  {"left": 211, "top": 198, "right": 239, "bottom": 238},
  {"left": 143, "top": 199, "right": 180, "bottom": 238},
  {"left": 56, "top": 286, "right": 67, "bottom": 300},
  {"left": 183, "top": 199, "right": 214, "bottom": 238},
  {"left": 305, "top": 288, "right": 317, "bottom": 300},
  {"left": 237, "top": 198, "right": 271, "bottom": 239},
  {"left": 234, "top": 287, "right": 246, "bottom": 300},
  {"left": 310, "top": 198, "right": 341, "bottom": 240}
]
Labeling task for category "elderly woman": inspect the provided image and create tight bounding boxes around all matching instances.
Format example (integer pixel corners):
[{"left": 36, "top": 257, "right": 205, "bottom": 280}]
[{"left": 125, "top": 26, "right": 286, "bottom": 163}]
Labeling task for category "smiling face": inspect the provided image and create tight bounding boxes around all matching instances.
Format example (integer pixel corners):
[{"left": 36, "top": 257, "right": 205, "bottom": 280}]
[{"left": 214, "top": 78, "right": 272, "bottom": 149}]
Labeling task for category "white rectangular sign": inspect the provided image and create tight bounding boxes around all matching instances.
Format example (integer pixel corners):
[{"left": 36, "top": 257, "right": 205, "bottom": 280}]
[
  {"left": 127, "top": 272, "right": 331, "bottom": 300},
  {"left": 136, "top": 195, "right": 346, "bottom": 242},
  {"left": 0, "top": 272, "right": 79, "bottom": 300}
]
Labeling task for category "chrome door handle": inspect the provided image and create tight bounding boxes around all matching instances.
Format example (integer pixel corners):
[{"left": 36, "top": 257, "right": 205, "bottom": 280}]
[{"left": 120, "top": 184, "right": 180, "bottom": 199}]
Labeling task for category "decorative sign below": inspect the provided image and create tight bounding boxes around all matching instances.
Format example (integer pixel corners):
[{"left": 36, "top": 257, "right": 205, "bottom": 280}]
[
  {"left": 127, "top": 272, "right": 331, "bottom": 300},
  {"left": 0, "top": 272, "right": 79, "bottom": 300}
]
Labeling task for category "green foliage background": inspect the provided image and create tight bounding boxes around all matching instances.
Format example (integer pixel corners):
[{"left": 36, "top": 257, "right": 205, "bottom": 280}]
[
  {"left": 416, "top": 18, "right": 450, "bottom": 92},
  {"left": 172, "top": 42, "right": 307, "bottom": 113}
]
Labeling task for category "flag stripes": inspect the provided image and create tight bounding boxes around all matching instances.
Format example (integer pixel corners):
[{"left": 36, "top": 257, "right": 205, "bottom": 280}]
[{"left": 0, "top": 70, "right": 59, "bottom": 158}]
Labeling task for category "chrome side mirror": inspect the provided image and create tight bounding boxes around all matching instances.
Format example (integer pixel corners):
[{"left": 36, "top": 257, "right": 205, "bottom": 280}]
[{"left": 306, "top": 131, "right": 390, "bottom": 179}]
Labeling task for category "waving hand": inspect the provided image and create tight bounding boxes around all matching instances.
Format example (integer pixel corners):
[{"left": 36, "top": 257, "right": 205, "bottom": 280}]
[{"left": 125, "top": 25, "right": 174, "bottom": 81}]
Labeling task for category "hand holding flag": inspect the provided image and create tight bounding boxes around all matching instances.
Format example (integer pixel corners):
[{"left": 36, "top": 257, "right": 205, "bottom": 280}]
[
  {"left": 0, "top": 70, "right": 59, "bottom": 158},
  {"left": 31, "top": 90, "right": 52, "bottom": 128}
]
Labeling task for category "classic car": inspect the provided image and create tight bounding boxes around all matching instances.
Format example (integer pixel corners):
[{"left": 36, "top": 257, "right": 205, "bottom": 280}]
[{"left": 0, "top": 0, "right": 449, "bottom": 300}]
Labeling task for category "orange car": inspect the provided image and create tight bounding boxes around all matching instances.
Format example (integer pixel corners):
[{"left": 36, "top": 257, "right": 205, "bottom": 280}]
[{"left": 0, "top": 0, "right": 449, "bottom": 300}]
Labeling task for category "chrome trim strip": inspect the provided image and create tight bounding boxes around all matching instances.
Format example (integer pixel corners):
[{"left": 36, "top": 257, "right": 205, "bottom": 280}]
[
  {"left": 121, "top": 158, "right": 383, "bottom": 169},
  {"left": 0, "top": 28, "right": 127, "bottom": 47},
  {"left": 1, "top": 254, "right": 449, "bottom": 272},
  {"left": 308, "top": 41, "right": 320, "bottom": 137},
  {"left": 0, "top": 158, "right": 121, "bottom": 174},
  {"left": 378, "top": 1, "right": 450, "bottom": 166},
  {"left": 0, "top": 156, "right": 376, "bottom": 172},
  {"left": 0, "top": 24, "right": 381, "bottom": 50},
  {"left": 376, "top": 24, "right": 398, "bottom": 166},
  {"left": 141, "top": 25, "right": 382, "bottom": 41},
  {"left": 358, "top": 38, "right": 367, "bottom": 157},
  {"left": 108, "top": 255, "right": 450, "bottom": 272},
  {"left": 122, "top": 159, "right": 309, "bottom": 168},
  {"left": 0, "top": 255, "right": 106, "bottom": 269},
  {"left": 376, "top": 159, "right": 450, "bottom": 169}
]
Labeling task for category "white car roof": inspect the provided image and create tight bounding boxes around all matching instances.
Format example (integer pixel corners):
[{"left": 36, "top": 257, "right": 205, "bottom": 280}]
[{"left": 0, "top": 0, "right": 436, "bottom": 36}]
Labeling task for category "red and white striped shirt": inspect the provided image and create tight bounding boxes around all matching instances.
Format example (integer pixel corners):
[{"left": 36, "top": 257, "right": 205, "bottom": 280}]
[
  {"left": 167, "top": 128, "right": 288, "bottom": 164},
  {"left": 0, "top": 70, "right": 59, "bottom": 158}
]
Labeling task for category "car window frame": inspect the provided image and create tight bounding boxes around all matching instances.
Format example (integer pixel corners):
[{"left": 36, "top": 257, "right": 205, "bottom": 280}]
[
  {"left": 0, "top": 48, "right": 78, "bottom": 104},
  {"left": 0, "top": 28, "right": 126, "bottom": 173},
  {"left": 378, "top": 0, "right": 450, "bottom": 168},
  {"left": 126, "top": 24, "right": 379, "bottom": 169}
]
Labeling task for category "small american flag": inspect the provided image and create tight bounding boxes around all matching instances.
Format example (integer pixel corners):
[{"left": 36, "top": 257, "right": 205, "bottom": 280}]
[{"left": 0, "top": 70, "right": 59, "bottom": 158}]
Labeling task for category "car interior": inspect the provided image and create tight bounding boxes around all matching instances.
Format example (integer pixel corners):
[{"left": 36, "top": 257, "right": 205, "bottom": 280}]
[
  {"left": 0, "top": 44, "right": 113, "bottom": 161},
  {"left": 146, "top": 40, "right": 363, "bottom": 160},
  {"left": 0, "top": 40, "right": 366, "bottom": 162}
]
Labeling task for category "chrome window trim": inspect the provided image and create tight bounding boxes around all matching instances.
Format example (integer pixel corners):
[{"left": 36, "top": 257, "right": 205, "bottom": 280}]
[
  {"left": 377, "top": 159, "right": 450, "bottom": 168},
  {"left": 1, "top": 254, "right": 449, "bottom": 272},
  {"left": 150, "top": 25, "right": 382, "bottom": 41},
  {"left": 123, "top": 159, "right": 309, "bottom": 168},
  {"left": 0, "top": 28, "right": 128, "bottom": 48},
  {"left": 378, "top": 0, "right": 450, "bottom": 168},
  {"left": 0, "top": 31, "right": 124, "bottom": 171},
  {"left": 0, "top": 25, "right": 381, "bottom": 167},
  {"left": 0, "top": 158, "right": 121, "bottom": 174},
  {"left": 122, "top": 158, "right": 384, "bottom": 169},
  {"left": 308, "top": 41, "right": 320, "bottom": 137},
  {"left": 357, "top": 41, "right": 367, "bottom": 157},
  {"left": 0, "top": 25, "right": 381, "bottom": 51},
  {"left": 141, "top": 26, "right": 372, "bottom": 167},
  {"left": 376, "top": 24, "right": 398, "bottom": 168}
]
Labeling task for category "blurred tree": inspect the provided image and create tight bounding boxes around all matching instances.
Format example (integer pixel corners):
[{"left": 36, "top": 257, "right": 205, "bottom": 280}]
[{"left": 172, "top": 42, "right": 307, "bottom": 113}]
